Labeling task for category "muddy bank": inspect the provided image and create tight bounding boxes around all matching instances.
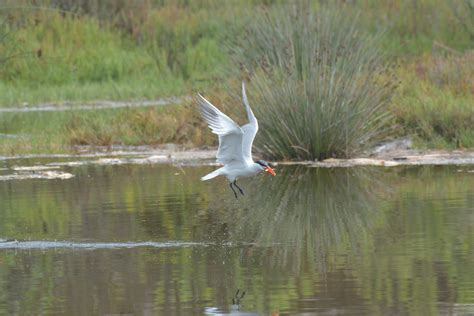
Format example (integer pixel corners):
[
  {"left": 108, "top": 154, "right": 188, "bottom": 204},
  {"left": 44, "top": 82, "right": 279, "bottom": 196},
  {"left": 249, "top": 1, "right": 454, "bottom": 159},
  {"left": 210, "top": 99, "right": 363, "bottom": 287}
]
[
  {"left": 0, "top": 145, "right": 216, "bottom": 162},
  {"left": 279, "top": 150, "right": 474, "bottom": 168},
  {"left": 1, "top": 144, "right": 473, "bottom": 181},
  {"left": 2, "top": 145, "right": 474, "bottom": 167},
  {"left": 0, "top": 146, "right": 216, "bottom": 180}
]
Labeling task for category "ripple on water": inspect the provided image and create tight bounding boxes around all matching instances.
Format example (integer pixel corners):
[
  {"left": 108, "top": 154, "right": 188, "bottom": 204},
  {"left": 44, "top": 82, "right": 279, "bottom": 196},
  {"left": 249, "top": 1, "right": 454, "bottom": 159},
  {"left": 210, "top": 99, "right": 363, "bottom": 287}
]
[{"left": 0, "top": 240, "right": 207, "bottom": 250}]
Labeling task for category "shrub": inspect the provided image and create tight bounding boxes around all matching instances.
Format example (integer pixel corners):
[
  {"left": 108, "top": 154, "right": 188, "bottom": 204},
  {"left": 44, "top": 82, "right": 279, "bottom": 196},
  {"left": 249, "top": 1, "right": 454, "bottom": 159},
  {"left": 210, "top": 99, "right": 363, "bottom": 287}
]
[{"left": 234, "top": 4, "right": 396, "bottom": 160}]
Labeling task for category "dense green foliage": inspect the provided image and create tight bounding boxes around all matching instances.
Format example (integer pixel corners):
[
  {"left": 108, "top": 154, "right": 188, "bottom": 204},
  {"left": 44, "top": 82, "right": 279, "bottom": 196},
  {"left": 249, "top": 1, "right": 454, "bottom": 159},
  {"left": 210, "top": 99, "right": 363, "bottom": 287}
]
[{"left": 0, "top": 0, "right": 472, "bottom": 156}]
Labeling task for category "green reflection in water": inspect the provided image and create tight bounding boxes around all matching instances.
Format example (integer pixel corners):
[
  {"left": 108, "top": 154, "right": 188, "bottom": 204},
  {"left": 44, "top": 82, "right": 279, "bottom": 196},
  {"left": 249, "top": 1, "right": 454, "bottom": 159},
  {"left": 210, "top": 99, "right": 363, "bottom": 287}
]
[
  {"left": 0, "top": 163, "right": 472, "bottom": 315},
  {"left": 221, "top": 167, "right": 384, "bottom": 272}
]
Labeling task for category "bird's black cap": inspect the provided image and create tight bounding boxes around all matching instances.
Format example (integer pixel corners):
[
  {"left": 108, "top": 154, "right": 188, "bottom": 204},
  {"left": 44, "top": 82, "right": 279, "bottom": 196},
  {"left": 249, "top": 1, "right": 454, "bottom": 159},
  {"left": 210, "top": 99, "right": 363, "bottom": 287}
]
[{"left": 256, "top": 160, "right": 270, "bottom": 167}]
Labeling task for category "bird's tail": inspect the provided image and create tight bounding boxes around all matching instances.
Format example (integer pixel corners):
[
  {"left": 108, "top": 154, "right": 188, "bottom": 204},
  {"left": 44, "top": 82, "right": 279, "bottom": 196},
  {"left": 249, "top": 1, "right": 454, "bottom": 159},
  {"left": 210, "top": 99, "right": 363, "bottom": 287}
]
[{"left": 201, "top": 168, "right": 222, "bottom": 181}]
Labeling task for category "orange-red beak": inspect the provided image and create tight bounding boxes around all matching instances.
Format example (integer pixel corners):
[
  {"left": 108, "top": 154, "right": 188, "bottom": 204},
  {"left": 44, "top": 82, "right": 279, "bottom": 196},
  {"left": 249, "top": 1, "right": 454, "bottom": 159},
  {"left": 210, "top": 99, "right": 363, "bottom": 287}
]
[{"left": 264, "top": 166, "right": 276, "bottom": 176}]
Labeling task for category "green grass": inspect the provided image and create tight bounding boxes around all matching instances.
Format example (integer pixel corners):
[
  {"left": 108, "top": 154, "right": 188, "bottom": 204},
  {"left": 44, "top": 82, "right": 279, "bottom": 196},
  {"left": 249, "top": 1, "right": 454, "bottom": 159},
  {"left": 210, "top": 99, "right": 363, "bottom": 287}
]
[
  {"left": 0, "top": 0, "right": 472, "bottom": 155},
  {"left": 395, "top": 89, "right": 474, "bottom": 149},
  {"left": 0, "top": 104, "right": 213, "bottom": 155},
  {"left": 356, "top": 0, "right": 474, "bottom": 55},
  {"left": 392, "top": 52, "right": 474, "bottom": 149},
  {"left": 0, "top": 2, "right": 232, "bottom": 106},
  {"left": 0, "top": 79, "right": 186, "bottom": 106}
]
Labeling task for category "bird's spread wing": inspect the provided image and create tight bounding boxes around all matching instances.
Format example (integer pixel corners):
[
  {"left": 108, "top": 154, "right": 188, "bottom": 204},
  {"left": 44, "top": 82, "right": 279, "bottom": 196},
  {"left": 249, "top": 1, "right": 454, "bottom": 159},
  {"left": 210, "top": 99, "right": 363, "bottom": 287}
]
[
  {"left": 198, "top": 94, "right": 245, "bottom": 164},
  {"left": 241, "top": 82, "right": 258, "bottom": 163}
]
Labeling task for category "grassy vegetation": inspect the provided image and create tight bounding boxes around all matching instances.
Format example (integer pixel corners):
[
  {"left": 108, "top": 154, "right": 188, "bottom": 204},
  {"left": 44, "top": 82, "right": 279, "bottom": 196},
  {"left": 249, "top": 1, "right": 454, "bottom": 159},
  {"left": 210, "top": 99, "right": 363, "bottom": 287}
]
[
  {"left": 0, "top": 1, "right": 231, "bottom": 105},
  {"left": 392, "top": 50, "right": 474, "bottom": 148},
  {"left": 0, "top": 0, "right": 472, "bottom": 156},
  {"left": 0, "top": 103, "right": 213, "bottom": 155},
  {"left": 355, "top": 0, "right": 474, "bottom": 55},
  {"left": 233, "top": 4, "right": 396, "bottom": 160}
]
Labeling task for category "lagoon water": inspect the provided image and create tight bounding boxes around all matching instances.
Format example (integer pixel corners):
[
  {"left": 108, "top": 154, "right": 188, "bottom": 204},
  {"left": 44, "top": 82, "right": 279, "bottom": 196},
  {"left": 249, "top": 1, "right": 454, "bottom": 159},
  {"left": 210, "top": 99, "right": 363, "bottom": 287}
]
[{"left": 0, "top": 159, "right": 473, "bottom": 315}]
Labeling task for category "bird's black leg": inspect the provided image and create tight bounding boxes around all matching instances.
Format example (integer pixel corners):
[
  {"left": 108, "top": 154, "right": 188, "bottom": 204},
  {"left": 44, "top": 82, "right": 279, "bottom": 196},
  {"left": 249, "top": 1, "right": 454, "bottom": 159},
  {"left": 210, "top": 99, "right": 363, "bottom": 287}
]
[
  {"left": 233, "top": 180, "right": 244, "bottom": 196},
  {"left": 229, "top": 182, "right": 238, "bottom": 199}
]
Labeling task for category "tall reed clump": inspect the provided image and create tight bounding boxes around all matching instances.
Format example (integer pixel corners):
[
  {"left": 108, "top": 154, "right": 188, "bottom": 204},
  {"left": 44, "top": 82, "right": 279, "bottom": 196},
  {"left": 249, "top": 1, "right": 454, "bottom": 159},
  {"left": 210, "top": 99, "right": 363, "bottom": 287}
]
[{"left": 234, "top": 4, "right": 396, "bottom": 160}]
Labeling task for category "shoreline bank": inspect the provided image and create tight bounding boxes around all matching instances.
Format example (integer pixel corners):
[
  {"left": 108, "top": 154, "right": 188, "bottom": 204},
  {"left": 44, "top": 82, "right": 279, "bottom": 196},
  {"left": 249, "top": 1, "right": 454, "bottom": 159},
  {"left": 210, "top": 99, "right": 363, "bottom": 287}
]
[{"left": 2, "top": 145, "right": 473, "bottom": 167}]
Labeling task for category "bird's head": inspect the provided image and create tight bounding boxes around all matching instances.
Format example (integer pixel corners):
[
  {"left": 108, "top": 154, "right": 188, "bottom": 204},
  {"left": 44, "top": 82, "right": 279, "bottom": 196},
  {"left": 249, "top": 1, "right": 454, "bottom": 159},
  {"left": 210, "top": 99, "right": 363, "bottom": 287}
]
[{"left": 255, "top": 160, "right": 276, "bottom": 176}]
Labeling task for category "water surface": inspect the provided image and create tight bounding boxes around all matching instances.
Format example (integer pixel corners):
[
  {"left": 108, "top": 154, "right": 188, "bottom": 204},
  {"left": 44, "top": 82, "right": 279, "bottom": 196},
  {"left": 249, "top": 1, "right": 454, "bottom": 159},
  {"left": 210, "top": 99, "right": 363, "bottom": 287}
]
[{"left": 0, "top": 160, "right": 473, "bottom": 315}]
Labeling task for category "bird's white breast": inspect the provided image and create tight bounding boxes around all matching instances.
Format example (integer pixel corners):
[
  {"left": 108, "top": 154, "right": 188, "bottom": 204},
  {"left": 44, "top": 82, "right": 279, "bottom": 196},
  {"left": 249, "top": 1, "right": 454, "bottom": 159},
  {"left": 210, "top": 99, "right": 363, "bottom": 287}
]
[{"left": 223, "top": 162, "right": 261, "bottom": 182}]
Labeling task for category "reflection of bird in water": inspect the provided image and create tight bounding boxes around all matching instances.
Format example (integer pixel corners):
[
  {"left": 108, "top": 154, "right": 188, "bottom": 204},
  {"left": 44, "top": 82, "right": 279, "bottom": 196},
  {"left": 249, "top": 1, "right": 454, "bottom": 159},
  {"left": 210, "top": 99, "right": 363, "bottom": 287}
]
[
  {"left": 232, "top": 289, "right": 245, "bottom": 307},
  {"left": 204, "top": 289, "right": 272, "bottom": 315},
  {"left": 198, "top": 82, "right": 276, "bottom": 199}
]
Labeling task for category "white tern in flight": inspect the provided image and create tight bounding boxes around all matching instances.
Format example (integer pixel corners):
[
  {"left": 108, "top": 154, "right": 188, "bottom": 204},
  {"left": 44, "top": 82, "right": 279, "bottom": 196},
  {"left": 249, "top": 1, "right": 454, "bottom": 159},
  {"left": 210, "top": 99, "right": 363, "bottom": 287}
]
[{"left": 198, "top": 82, "right": 276, "bottom": 198}]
